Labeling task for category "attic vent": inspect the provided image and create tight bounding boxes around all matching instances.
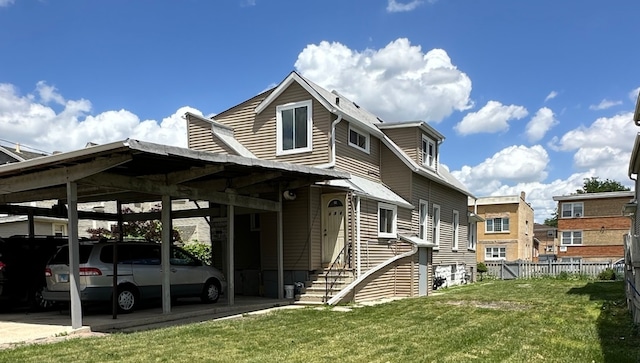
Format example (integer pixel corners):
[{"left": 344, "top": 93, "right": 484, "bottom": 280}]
[
  {"left": 547, "top": 230, "right": 555, "bottom": 238},
  {"left": 353, "top": 102, "right": 360, "bottom": 108},
  {"left": 335, "top": 97, "right": 340, "bottom": 106}
]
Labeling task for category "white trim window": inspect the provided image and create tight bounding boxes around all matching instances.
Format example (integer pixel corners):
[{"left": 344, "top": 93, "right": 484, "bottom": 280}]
[
  {"left": 432, "top": 204, "right": 441, "bottom": 247},
  {"left": 276, "top": 100, "right": 313, "bottom": 155},
  {"left": 452, "top": 210, "right": 459, "bottom": 251},
  {"left": 421, "top": 135, "right": 436, "bottom": 169},
  {"left": 467, "top": 221, "right": 477, "bottom": 251},
  {"left": 485, "top": 247, "right": 506, "bottom": 261},
  {"left": 486, "top": 217, "right": 509, "bottom": 233},
  {"left": 378, "top": 202, "right": 397, "bottom": 238},
  {"left": 419, "top": 200, "right": 428, "bottom": 241},
  {"left": 561, "top": 230, "right": 583, "bottom": 245},
  {"left": 348, "top": 124, "right": 370, "bottom": 153},
  {"left": 52, "top": 223, "right": 68, "bottom": 237},
  {"left": 561, "top": 202, "right": 583, "bottom": 218}
]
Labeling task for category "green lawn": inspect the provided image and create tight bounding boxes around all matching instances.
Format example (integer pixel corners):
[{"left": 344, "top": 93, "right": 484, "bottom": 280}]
[{"left": 1, "top": 279, "right": 639, "bottom": 362}]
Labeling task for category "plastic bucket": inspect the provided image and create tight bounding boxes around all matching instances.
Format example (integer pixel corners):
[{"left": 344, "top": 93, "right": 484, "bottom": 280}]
[{"left": 284, "top": 285, "right": 294, "bottom": 299}]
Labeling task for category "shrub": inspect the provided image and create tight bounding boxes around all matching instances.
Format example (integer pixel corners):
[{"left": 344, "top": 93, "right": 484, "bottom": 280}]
[
  {"left": 477, "top": 262, "right": 488, "bottom": 273},
  {"left": 597, "top": 268, "right": 617, "bottom": 281},
  {"left": 182, "top": 242, "right": 213, "bottom": 266}
]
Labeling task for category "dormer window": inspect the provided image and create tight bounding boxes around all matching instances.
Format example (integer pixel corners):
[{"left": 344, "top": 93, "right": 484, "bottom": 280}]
[
  {"left": 348, "top": 124, "right": 370, "bottom": 153},
  {"left": 276, "top": 100, "right": 313, "bottom": 155},
  {"left": 421, "top": 135, "right": 436, "bottom": 169}
]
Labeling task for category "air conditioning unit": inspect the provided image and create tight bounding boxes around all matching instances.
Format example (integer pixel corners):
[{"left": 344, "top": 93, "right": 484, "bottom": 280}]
[
  {"left": 545, "top": 246, "right": 553, "bottom": 252},
  {"left": 560, "top": 246, "right": 567, "bottom": 252},
  {"left": 574, "top": 213, "right": 581, "bottom": 217}
]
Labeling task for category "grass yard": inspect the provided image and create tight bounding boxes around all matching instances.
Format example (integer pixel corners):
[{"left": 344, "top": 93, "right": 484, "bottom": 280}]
[{"left": 1, "top": 279, "right": 639, "bottom": 362}]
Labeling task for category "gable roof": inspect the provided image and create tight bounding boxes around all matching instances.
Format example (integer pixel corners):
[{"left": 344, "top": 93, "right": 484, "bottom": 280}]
[{"left": 227, "top": 71, "right": 474, "bottom": 198}]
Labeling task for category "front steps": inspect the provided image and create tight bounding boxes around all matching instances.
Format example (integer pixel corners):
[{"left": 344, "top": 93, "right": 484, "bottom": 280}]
[{"left": 294, "top": 268, "right": 354, "bottom": 305}]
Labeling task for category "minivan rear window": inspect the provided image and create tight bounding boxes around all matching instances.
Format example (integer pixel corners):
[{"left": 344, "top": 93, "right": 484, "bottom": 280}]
[{"left": 49, "top": 245, "right": 94, "bottom": 264}]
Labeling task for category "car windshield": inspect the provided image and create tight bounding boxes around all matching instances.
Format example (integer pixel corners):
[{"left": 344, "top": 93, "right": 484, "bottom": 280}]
[{"left": 49, "top": 245, "right": 94, "bottom": 265}]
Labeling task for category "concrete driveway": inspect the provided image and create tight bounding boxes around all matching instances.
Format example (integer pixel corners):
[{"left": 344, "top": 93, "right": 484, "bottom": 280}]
[{"left": 0, "top": 296, "right": 295, "bottom": 349}]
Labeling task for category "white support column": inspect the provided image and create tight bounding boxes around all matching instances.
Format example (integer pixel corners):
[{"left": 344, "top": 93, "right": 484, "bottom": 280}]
[
  {"left": 66, "top": 181, "right": 82, "bottom": 329},
  {"left": 227, "top": 204, "right": 235, "bottom": 306},
  {"left": 356, "top": 195, "right": 361, "bottom": 277},
  {"left": 277, "top": 188, "right": 284, "bottom": 299},
  {"left": 161, "top": 194, "right": 171, "bottom": 314}
]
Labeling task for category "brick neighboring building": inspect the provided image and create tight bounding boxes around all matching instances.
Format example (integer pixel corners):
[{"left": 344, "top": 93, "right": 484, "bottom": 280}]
[
  {"left": 552, "top": 191, "right": 632, "bottom": 262},
  {"left": 533, "top": 223, "right": 558, "bottom": 262},
  {"left": 471, "top": 192, "right": 535, "bottom": 263}
]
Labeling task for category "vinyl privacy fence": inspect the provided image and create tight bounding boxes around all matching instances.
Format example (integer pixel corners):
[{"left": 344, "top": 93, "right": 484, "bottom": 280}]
[{"left": 483, "top": 260, "right": 619, "bottom": 279}]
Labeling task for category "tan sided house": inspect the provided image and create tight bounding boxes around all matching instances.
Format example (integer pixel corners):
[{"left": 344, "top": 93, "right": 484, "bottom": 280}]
[
  {"left": 471, "top": 192, "right": 535, "bottom": 263},
  {"left": 185, "top": 71, "right": 479, "bottom": 303}
]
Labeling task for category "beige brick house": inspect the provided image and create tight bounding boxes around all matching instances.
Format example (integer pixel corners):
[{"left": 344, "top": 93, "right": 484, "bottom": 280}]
[
  {"left": 471, "top": 192, "right": 535, "bottom": 262},
  {"left": 553, "top": 191, "right": 631, "bottom": 262}
]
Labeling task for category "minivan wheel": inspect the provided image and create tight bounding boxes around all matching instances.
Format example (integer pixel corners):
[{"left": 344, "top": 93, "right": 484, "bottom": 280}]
[
  {"left": 201, "top": 280, "right": 220, "bottom": 304},
  {"left": 117, "top": 286, "right": 137, "bottom": 313}
]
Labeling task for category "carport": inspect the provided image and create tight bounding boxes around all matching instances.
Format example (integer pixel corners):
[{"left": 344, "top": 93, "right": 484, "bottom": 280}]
[{"left": 0, "top": 139, "right": 348, "bottom": 329}]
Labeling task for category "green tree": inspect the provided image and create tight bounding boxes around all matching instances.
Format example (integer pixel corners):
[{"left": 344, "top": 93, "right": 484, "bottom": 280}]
[
  {"left": 577, "top": 177, "right": 630, "bottom": 194},
  {"left": 544, "top": 208, "right": 558, "bottom": 227}
]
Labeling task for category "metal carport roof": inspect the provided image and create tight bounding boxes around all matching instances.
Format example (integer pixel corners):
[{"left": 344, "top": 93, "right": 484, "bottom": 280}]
[{"left": 0, "top": 138, "right": 349, "bottom": 328}]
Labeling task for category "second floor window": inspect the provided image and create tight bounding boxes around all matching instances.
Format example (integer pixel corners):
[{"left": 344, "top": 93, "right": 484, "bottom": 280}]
[
  {"left": 432, "top": 204, "right": 441, "bottom": 247},
  {"left": 276, "top": 100, "right": 313, "bottom": 155},
  {"left": 348, "top": 124, "right": 370, "bottom": 153},
  {"left": 486, "top": 217, "right": 509, "bottom": 232},
  {"left": 561, "top": 202, "right": 583, "bottom": 218},
  {"left": 419, "top": 200, "right": 428, "bottom": 241},
  {"left": 421, "top": 135, "right": 436, "bottom": 169},
  {"left": 467, "top": 221, "right": 477, "bottom": 250}
]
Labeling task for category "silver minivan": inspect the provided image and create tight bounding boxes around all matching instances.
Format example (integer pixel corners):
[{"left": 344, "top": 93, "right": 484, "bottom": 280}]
[{"left": 43, "top": 242, "right": 226, "bottom": 313}]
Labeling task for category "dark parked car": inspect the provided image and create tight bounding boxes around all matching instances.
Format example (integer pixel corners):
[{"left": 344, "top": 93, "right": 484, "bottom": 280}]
[{"left": 0, "top": 235, "right": 69, "bottom": 311}]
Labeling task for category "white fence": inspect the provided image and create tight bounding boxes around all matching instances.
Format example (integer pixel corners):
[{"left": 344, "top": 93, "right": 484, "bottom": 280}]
[{"left": 483, "top": 260, "right": 618, "bottom": 279}]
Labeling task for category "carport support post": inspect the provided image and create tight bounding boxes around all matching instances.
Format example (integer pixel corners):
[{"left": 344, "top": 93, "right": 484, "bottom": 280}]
[
  {"left": 66, "top": 181, "right": 82, "bottom": 329},
  {"left": 161, "top": 194, "right": 172, "bottom": 314},
  {"left": 277, "top": 188, "right": 283, "bottom": 299},
  {"left": 227, "top": 204, "right": 234, "bottom": 306}
]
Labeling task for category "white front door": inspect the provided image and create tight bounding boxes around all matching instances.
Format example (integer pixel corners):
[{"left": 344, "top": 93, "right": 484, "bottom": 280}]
[{"left": 322, "top": 194, "right": 346, "bottom": 265}]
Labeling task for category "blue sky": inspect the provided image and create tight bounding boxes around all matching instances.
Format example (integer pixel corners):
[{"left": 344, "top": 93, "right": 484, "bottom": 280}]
[{"left": 1, "top": 0, "right": 638, "bottom": 222}]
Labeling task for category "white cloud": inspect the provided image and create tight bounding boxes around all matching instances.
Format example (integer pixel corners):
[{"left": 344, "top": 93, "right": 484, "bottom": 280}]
[
  {"left": 548, "top": 112, "right": 635, "bottom": 153},
  {"left": 451, "top": 145, "right": 549, "bottom": 196},
  {"left": 0, "top": 81, "right": 195, "bottom": 153},
  {"left": 0, "top": 0, "right": 14, "bottom": 7},
  {"left": 629, "top": 87, "right": 640, "bottom": 103},
  {"left": 454, "top": 100, "right": 528, "bottom": 135},
  {"left": 525, "top": 107, "right": 558, "bottom": 143},
  {"left": 294, "top": 38, "right": 472, "bottom": 122},
  {"left": 589, "top": 99, "right": 622, "bottom": 111},
  {"left": 386, "top": 0, "right": 423, "bottom": 12},
  {"left": 544, "top": 91, "right": 558, "bottom": 102}
]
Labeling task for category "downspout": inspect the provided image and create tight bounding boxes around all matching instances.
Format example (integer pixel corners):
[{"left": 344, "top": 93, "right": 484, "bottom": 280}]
[{"left": 316, "top": 113, "right": 343, "bottom": 169}]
